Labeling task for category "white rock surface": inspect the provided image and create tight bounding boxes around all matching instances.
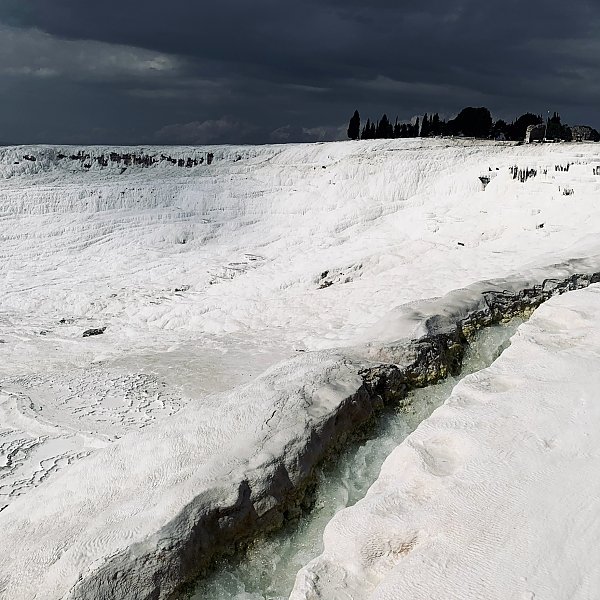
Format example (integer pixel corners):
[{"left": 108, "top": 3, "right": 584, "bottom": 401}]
[
  {"left": 291, "top": 283, "right": 600, "bottom": 600},
  {"left": 2, "top": 138, "right": 600, "bottom": 510},
  {"left": 0, "top": 350, "right": 371, "bottom": 599},
  {"left": 2, "top": 139, "right": 600, "bottom": 598}
]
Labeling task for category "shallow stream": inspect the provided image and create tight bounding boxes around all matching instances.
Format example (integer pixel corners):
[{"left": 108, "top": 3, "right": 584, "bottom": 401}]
[{"left": 189, "top": 318, "right": 525, "bottom": 599}]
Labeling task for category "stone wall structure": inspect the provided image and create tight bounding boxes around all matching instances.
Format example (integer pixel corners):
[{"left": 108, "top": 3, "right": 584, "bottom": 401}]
[
  {"left": 525, "top": 123, "right": 545, "bottom": 143},
  {"left": 572, "top": 125, "right": 600, "bottom": 142}
]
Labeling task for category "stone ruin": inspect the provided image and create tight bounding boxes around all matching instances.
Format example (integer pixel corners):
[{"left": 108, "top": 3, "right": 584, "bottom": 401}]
[
  {"left": 525, "top": 124, "right": 546, "bottom": 143},
  {"left": 571, "top": 125, "right": 600, "bottom": 142}
]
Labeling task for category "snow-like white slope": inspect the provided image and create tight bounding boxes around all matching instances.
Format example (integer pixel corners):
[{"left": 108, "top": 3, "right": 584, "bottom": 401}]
[
  {"left": 1, "top": 139, "right": 600, "bottom": 598},
  {"left": 3, "top": 140, "right": 600, "bottom": 367},
  {"left": 1, "top": 261, "right": 599, "bottom": 600},
  {"left": 291, "top": 283, "right": 600, "bottom": 600},
  {"left": 1, "top": 139, "right": 599, "bottom": 505},
  {"left": 0, "top": 348, "right": 369, "bottom": 600}
]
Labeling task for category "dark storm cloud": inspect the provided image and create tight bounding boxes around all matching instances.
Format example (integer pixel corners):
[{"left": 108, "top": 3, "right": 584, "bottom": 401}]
[{"left": 0, "top": 0, "right": 599, "bottom": 144}]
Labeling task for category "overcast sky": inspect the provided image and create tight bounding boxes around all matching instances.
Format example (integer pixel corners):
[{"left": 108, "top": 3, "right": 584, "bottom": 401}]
[{"left": 0, "top": 0, "right": 599, "bottom": 145}]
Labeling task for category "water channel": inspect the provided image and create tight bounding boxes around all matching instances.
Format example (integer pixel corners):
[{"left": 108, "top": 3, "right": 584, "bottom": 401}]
[{"left": 189, "top": 318, "right": 525, "bottom": 599}]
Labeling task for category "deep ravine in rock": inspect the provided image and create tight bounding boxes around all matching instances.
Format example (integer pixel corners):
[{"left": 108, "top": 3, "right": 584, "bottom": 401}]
[{"left": 188, "top": 317, "right": 525, "bottom": 600}]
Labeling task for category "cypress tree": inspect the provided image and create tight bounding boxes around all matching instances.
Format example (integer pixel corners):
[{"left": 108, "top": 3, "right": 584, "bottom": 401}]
[
  {"left": 431, "top": 113, "right": 441, "bottom": 136},
  {"left": 377, "top": 114, "right": 393, "bottom": 138},
  {"left": 546, "top": 112, "right": 564, "bottom": 141},
  {"left": 361, "top": 118, "right": 372, "bottom": 140},
  {"left": 421, "top": 113, "right": 430, "bottom": 137},
  {"left": 347, "top": 110, "right": 361, "bottom": 140}
]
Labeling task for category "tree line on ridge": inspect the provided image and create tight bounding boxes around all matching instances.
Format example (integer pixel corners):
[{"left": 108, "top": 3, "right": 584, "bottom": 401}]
[{"left": 347, "top": 108, "right": 599, "bottom": 142}]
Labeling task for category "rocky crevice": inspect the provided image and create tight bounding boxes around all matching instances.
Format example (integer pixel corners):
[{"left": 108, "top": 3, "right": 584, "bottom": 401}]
[
  {"left": 361, "top": 272, "right": 600, "bottom": 409},
  {"left": 40, "top": 269, "right": 600, "bottom": 600}
]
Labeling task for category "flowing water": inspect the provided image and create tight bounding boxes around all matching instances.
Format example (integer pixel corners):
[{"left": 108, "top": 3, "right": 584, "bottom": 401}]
[{"left": 189, "top": 318, "right": 525, "bottom": 599}]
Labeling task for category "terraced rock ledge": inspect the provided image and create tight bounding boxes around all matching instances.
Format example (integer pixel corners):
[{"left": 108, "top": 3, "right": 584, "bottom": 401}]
[
  {"left": 291, "top": 282, "right": 600, "bottom": 600},
  {"left": 1, "top": 259, "right": 600, "bottom": 600}
]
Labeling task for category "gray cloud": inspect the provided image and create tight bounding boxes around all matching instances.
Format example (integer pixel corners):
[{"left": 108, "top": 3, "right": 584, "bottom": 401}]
[
  {"left": 0, "top": 0, "right": 598, "bottom": 144},
  {"left": 0, "top": 25, "right": 181, "bottom": 82},
  {"left": 154, "top": 117, "right": 259, "bottom": 145}
]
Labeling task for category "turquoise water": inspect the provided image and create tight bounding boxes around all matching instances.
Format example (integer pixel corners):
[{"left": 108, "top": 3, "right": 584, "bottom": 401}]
[{"left": 189, "top": 318, "right": 525, "bottom": 600}]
